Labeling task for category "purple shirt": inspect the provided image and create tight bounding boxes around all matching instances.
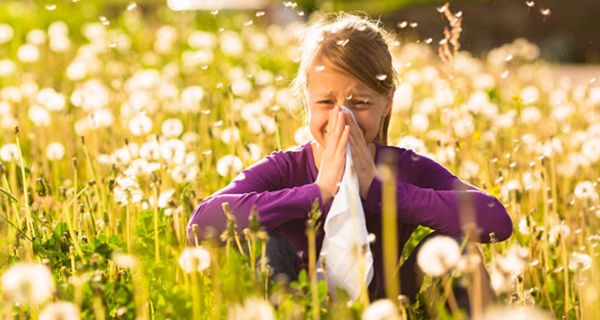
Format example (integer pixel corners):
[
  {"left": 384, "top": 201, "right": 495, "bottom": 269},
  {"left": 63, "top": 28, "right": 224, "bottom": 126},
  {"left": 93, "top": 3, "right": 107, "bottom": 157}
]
[{"left": 187, "top": 141, "right": 512, "bottom": 286}]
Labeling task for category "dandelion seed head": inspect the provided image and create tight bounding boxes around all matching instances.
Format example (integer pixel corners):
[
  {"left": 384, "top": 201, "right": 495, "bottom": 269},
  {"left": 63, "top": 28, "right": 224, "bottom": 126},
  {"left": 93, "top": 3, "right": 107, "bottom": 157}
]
[
  {"left": 0, "top": 24, "right": 14, "bottom": 44},
  {"left": 178, "top": 246, "right": 211, "bottom": 273},
  {"left": 39, "top": 301, "right": 80, "bottom": 320},
  {"left": 361, "top": 299, "right": 399, "bottom": 320},
  {"left": 417, "top": 235, "right": 461, "bottom": 276},
  {"left": 1, "top": 263, "right": 55, "bottom": 305},
  {"left": 46, "top": 142, "right": 66, "bottom": 161},
  {"left": 112, "top": 252, "right": 136, "bottom": 269}
]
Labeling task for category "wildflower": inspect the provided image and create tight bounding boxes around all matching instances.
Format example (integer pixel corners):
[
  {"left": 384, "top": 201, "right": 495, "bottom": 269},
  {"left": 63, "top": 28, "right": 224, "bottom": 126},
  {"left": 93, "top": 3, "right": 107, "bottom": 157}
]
[
  {"left": 480, "top": 305, "right": 551, "bottom": 320},
  {"left": 171, "top": 164, "right": 198, "bottom": 183},
  {"left": 1, "top": 262, "right": 55, "bottom": 305},
  {"left": 39, "top": 301, "right": 80, "bottom": 320},
  {"left": 416, "top": 235, "right": 461, "bottom": 276},
  {"left": 179, "top": 86, "right": 204, "bottom": 112},
  {"left": 361, "top": 299, "right": 400, "bottom": 320},
  {"left": 46, "top": 142, "right": 66, "bottom": 161},
  {"left": 219, "top": 31, "right": 243, "bottom": 57},
  {"left": 128, "top": 113, "right": 153, "bottom": 136},
  {"left": 581, "top": 138, "right": 600, "bottom": 163},
  {"left": 157, "top": 189, "right": 176, "bottom": 208},
  {"left": 0, "top": 143, "right": 19, "bottom": 162},
  {"left": 37, "top": 88, "right": 66, "bottom": 111},
  {"left": 220, "top": 127, "right": 241, "bottom": 144},
  {"left": 28, "top": 105, "right": 51, "bottom": 127},
  {"left": 17, "top": 44, "right": 40, "bottom": 63},
  {"left": 227, "top": 297, "right": 276, "bottom": 320},
  {"left": 160, "top": 138, "right": 186, "bottom": 165},
  {"left": 0, "top": 24, "right": 14, "bottom": 44},
  {"left": 113, "top": 174, "right": 143, "bottom": 205},
  {"left": 573, "top": 181, "right": 598, "bottom": 202},
  {"left": 178, "top": 246, "right": 211, "bottom": 273},
  {"left": 217, "top": 155, "right": 244, "bottom": 177},
  {"left": 161, "top": 118, "right": 184, "bottom": 138},
  {"left": 0, "top": 59, "right": 16, "bottom": 77},
  {"left": 568, "top": 252, "right": 592, "bottom": 271},
  {"left": 112, "top": 252, "right": 136, "bottom": 269},
  {"left": 548, "top": 222, "right": 571, "bottom": 244}
]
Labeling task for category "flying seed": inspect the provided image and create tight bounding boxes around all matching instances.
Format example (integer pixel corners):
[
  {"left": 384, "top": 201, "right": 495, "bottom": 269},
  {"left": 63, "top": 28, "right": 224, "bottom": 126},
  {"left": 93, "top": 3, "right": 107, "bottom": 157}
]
[
  {"left": 398, "top": 21, "right": 408, "bottom": 28},
  {"left": 126, "top": 2, "right": 137, "bottom": 10},
  {"left": 45, "top": 4, "right": 57, "bottom": 10},
  {"left": 376, "top": 74, "right": 388, "bottom": 81},
  {"left": 540, "top": 8, "right": 551, "bottom": 16},
  {"left": 526, "top": 1, "right": 535, "bottom": 7}
]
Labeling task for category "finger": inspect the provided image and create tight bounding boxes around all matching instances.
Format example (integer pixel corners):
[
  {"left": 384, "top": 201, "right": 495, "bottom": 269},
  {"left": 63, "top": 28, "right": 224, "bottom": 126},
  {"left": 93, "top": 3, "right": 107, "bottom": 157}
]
[{"left": 337, "top": 125, "right": 350, "bottom": 155}]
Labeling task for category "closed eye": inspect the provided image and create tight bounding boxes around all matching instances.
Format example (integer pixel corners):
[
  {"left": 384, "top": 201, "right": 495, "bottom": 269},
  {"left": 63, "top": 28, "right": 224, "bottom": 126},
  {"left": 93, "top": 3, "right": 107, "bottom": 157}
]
[{"left": 317, "top": 100, "right": 334, "bottom": 105}]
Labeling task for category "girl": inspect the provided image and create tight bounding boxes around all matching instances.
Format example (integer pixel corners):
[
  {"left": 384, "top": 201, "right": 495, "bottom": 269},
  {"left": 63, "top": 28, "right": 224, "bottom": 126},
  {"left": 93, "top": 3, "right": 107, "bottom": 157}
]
[{"left": 187, "top": 13, "right": 513, "bottom": 304}]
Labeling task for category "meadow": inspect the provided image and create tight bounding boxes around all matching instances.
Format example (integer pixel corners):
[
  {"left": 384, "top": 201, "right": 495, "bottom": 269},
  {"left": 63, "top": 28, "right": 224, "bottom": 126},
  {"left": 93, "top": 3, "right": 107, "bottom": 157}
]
[{"left": 0, "top": 1, "right": 598, "bottom": 319}]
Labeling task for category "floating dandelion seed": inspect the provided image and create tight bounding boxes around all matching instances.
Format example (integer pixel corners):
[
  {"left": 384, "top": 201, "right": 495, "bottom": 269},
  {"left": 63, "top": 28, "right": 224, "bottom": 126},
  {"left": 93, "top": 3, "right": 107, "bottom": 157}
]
[
  {"left": 590, "top": 77, "right": 596, "bottom": 84},
  {"left": 424, "top": 38, "right": 433, "bottom": 44},
  {"left": 298, "top": 11, "right": 305, "bottom": 16},
  {"left": 439, "top": 38, "right": 448, "bottom": 45},
  {"left": 526, "top": 1, "right": 535, "bottom": 7},
  {"left": 336, "top": 39, "right": 349, "bottom": 46},
  {"left": 283, "top": 1, "right": 297, "bottom": 8},
  {"left": 108, "top": 42, "right": 117, "bottom": 48},
  {"left": 437, "top": 4, "right": 449, "bottom": 12},
  {"left": 505, "top": 54, "right": 514, "bottom": 61},
  {"left": 45, "top": 4, "right": 57, "bottom": 10},
  {"left": 346, "top": 94, "right": 353, "bottom": 100},
  {"left": 314, "top": 65, "right": 325, "bottom": 72},
  {"left": 210, "top": 10, "right": 219, "bottom": 16},
  {"left": 256, "top": 11, "right": 265, "bottom": 17},
  {"left": 398, "top": 21, "right": 408, "bottom": 28},
  {"left": 99, "top": 16, "right": 109, "bottom": 26},
  {"left": 540, "top": 8, "right": 551, "bottom": 16},
  {"left": 376, "top": 74, "right": 388, "bottom": 81},
  {"left": 500, "top": 70, "right": 510, "bottom": 78},
  {"left": 126, "top": 2, "right": 137, "bottom": 11},
  {"left": 244, "top": 20, "right": 253, "bottom": 27},
  {"left": 409, "top": 22, "right": 418, "bottom": 28},
  {"left": 455, "top": 11, "right": 463, "bottom": 17}
]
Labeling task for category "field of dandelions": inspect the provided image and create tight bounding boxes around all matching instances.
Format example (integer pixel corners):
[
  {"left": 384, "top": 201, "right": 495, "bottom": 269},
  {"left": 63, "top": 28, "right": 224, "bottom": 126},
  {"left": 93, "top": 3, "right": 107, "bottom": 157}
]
[{"left": 0, "top": 1, "right": 598, "bottom": 319}]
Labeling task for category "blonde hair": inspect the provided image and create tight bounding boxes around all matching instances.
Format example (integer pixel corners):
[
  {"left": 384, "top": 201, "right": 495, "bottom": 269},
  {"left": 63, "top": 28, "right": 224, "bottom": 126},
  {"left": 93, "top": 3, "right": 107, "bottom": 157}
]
[{"left": 291, "top": 12, "right": 398, "bottom": 145}]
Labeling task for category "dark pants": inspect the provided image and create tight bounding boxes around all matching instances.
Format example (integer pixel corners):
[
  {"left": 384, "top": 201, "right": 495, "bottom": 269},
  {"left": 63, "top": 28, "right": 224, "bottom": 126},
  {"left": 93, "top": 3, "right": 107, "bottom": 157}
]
[{"left": 259, "top": 231, "right": 493, "bottom": 312}]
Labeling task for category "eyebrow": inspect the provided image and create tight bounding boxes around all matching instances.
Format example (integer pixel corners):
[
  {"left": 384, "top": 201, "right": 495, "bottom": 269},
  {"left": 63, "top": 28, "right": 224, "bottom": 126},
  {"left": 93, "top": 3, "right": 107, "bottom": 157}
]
[{"left": 312, "top": 90, "right": 372, "bottom": 98}]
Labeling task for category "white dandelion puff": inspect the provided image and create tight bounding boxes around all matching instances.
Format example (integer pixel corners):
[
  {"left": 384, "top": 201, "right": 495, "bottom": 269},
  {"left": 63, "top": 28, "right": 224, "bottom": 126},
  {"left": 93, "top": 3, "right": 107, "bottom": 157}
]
[
  {"left": 361, "top": 299, "right": 399, "bottom": 320},
  {"left": 417, "top": 235, "right": 461, "bottom": 276},
  {"left": 1, "top": 262, "right": 55, "bottom": 305},
  {"left": 227, "top": 297, "right": 276, "bottom": 320},
  {"left": 128, "top": 113, "right": 153, "bottom": 136},
  {"left": 161, "top": 118, "right": 184, "bottom": 138},
  {"left": 46, "top": 142, "right": 66, "bottom": 161},
  {"left": 0, "top": 143, "right": 20, "bottom": 162},
  {"left": 217, "top": 155, "right": 244, "bottom": 177},
  {"left": 39, "top": 301, "right": 80, "bottom": 320},
  {"left": 179, "top": 246, "right": 211, "bottom": 273}
]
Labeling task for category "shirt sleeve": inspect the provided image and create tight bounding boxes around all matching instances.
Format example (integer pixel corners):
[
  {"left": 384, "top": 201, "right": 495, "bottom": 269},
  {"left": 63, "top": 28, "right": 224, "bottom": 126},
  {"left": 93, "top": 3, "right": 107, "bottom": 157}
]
[
  {"left": 186, "top": 151, "right": 326, "bottom": 244},
  {"left": 363, "top": 149, "right": 513, "bottom": 243}
]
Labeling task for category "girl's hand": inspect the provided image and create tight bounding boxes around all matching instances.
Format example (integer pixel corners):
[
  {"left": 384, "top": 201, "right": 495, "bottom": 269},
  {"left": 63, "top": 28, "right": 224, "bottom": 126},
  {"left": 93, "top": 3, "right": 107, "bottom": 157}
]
[
  {"left": 343, "top": 111, "right": 377, "bottom": 200},
  {"left": 315, "top": 106, "right": 351, "bottom": 204}
]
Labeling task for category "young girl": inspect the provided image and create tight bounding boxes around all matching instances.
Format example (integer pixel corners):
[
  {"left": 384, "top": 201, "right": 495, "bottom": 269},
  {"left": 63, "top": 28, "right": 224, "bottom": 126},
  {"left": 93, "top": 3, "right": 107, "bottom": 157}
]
[{"left": 187, "top": 13, "right": 513, "bottom": 304}]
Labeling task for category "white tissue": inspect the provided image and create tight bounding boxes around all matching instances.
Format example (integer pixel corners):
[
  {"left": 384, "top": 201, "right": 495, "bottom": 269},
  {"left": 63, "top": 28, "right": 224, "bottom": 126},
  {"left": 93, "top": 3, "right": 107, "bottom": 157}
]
[{"left": 317, "top": 106, "right": 374, "bottom": 301}]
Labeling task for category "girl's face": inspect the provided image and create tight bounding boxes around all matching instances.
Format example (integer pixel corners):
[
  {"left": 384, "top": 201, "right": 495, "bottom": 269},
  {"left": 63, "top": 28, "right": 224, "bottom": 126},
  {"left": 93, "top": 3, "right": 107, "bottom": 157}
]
[{"left": 306, "top": 57, "right": 392, "bottom": 149}]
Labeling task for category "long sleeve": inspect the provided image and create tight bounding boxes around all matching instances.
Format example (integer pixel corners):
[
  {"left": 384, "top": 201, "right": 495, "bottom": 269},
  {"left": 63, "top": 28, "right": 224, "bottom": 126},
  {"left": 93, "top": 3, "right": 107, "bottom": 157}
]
[
  {"left": 363, "top": 149, "right": 513, "bottom": 242},
  {"left": 186, "top": 150, "right": 326, "bottom": 244}
]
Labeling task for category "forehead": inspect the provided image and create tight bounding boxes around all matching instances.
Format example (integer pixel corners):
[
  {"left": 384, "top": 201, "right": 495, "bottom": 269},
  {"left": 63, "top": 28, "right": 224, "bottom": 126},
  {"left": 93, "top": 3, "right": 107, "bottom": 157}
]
[{"left": 306, "top": 57, "right": 375, "bottom": 96}]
